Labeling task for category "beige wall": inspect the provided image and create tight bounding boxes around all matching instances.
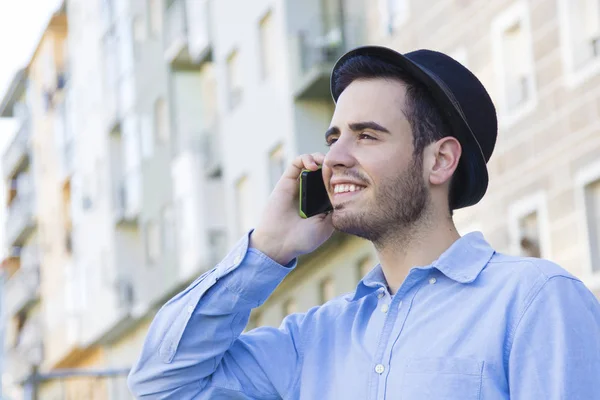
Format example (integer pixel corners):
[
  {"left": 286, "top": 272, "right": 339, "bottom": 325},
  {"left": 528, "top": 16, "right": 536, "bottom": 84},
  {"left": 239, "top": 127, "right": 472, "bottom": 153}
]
[
  {"left": 27, "top": 13, "right": 77, "bottom": 369},
  {"left": 257, "top": 0, "right": 600, "bottom": 327}
]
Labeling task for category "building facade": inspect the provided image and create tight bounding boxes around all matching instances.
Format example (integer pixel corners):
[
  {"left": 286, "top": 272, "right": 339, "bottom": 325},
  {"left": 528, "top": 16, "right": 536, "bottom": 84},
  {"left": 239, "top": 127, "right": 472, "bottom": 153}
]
[{"left": 2, "top": 0, "right": 600, "bottom": 398}]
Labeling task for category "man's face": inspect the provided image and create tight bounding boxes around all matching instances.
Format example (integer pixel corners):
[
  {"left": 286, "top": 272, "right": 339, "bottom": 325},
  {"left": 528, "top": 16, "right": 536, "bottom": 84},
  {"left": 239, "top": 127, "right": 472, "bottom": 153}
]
[{"left": 322, "top": 78, "right": 430, "bottom": 243}]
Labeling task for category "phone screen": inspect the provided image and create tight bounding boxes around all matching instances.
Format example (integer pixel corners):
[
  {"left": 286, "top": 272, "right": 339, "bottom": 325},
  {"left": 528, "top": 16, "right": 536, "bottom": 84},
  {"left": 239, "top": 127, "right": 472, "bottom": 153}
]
[{"left": 300, "top": 168, "right": 333, "bottom": 218}]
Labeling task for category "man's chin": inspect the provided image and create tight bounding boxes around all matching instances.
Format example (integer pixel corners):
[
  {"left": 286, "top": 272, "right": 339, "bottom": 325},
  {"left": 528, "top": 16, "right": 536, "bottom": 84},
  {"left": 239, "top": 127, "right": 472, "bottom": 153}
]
[{"left": 331, "top": 208, "right": 360, "bottom": 232}]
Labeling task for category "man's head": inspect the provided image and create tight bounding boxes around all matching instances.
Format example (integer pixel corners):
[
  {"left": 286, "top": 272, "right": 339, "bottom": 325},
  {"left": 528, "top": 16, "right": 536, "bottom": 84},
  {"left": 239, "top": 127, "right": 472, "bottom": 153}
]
[{"left": 322, "top": 54, "right": 461, "bottom": 245}]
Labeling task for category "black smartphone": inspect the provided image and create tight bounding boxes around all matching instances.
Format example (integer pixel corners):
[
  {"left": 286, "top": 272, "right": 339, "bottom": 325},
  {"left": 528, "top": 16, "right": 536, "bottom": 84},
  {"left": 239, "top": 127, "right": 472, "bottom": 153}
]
[{"left": 299, "top": 167, "right": 333, "bottom": 219}]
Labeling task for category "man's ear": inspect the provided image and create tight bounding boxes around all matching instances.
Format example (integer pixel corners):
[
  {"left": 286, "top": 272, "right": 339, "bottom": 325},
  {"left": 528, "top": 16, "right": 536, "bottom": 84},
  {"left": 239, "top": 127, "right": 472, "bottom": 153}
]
[{"left": 428, "top": 137, "right": 461, "bottom": 186}]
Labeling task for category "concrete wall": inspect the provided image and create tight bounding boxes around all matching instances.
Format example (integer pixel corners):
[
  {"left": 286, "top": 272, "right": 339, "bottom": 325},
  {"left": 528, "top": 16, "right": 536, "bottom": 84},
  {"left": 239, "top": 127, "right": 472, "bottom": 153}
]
[{"left": 211, "top": 0, "right": 297, "bottom": 243}]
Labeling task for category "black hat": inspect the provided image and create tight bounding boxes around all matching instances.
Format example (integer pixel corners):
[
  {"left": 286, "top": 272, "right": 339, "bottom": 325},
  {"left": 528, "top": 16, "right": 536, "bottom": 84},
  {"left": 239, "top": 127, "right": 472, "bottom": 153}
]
[{"left": 330, "top": 46, "right": 498, "bottom": 210}]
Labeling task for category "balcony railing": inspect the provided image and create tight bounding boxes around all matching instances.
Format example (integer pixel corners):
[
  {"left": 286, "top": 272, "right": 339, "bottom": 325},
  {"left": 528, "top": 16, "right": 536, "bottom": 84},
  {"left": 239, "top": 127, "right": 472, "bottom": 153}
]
[
  {"left": 5, "top": 313, "right": 43, "bottom": 384},
  {"left": 114, "top": 169, "right": 141, "bottom": 225},
  {"left": 4, "top": 261, "right": 40, "bottom": 317},
  {"left": 291, "top": 16, "right": 366, "bottom": 100},
  {"left": 186, "top": 0, "right": 211, "bottom": 63},
  {"left": 3, "top": 117, "right": 31, "bottom": 180},
  {"left": 5, "top": 194, "right": 36, "bottom": 247},
  {"left": 164, "top": 0, "right": 188, "bottom": 63}
]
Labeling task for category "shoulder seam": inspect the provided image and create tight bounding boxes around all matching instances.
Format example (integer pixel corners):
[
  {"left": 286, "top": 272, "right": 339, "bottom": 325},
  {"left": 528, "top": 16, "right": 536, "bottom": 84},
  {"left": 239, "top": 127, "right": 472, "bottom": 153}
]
[{"left": 503, "top": 275, "right": 579, "bottom": 370}]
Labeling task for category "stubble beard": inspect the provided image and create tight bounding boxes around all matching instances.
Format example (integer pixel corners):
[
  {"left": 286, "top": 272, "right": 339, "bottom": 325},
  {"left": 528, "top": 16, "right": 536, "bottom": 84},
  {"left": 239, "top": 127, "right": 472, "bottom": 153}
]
[{"left": 331, "top": 154, "right": 430, "bottom": 248}]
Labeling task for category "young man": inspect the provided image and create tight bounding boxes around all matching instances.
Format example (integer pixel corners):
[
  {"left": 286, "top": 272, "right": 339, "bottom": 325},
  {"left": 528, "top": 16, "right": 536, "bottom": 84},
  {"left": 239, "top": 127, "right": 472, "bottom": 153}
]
[{"left": 128, "top": 46, "right": 600, "bottom": 399}]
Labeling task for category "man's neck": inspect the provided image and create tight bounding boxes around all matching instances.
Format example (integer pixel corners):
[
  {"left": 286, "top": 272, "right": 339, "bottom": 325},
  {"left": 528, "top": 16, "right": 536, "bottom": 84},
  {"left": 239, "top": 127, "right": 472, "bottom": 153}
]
[{"left": 375, "top": 215, "right": 460, "bottom": 295}]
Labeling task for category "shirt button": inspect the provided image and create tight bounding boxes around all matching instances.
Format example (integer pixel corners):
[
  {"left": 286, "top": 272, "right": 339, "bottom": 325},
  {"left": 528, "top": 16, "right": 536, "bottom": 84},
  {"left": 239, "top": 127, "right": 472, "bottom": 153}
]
[
  {"left": 381, "top": 304, "right": 389, "bottom": 313},
  {"left": 375, "top": 364, "right": 385, "bottom": 374},
  {"left": 429, "top": 277, "right": 437, "bottom": 285},
  {"left": 377, "top": 292, "right": 384, "bottom": 299},
  {"left": 187, "top": 305, "right": 194, "bottom": 314},
  {"left": 233, "top": 254, "right": 242, "bottom": 265}
]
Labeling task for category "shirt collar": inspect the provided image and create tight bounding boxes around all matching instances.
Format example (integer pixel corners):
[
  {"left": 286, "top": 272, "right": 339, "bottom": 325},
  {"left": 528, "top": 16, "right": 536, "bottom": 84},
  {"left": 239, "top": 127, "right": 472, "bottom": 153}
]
[{"left": 349, "top": 232, "right": 495, "bottom": 301}]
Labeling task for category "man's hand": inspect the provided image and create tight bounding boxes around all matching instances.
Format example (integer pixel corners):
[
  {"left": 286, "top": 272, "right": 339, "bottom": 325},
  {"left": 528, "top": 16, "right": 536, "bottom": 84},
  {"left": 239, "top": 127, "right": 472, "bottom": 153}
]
[{"left": 250, "top": 153, "right": 335, "bottom": 265}]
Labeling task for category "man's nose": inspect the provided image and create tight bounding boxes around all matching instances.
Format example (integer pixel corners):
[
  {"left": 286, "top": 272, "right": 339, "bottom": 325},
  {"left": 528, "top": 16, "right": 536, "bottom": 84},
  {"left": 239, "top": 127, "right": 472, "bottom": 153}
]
[{"left": 324, "top": 137, "right": 356, "bottom": 170}]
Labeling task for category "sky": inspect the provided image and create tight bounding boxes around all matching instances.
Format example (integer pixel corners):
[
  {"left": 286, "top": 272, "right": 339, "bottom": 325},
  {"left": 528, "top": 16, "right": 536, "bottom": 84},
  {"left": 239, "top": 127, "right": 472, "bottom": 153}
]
[{"left": 0, "top": 0, "right": 63, "bottom": 146}]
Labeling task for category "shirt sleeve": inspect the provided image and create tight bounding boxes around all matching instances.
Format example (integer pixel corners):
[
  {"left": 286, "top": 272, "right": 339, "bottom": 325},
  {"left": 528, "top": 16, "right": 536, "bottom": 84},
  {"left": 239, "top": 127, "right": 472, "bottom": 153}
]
[
  {"left": 127, "top": 231, "right": 306, "bottom": 399},
  {"left": 508, "top": 275, "right": 600, "bottom": 399}
]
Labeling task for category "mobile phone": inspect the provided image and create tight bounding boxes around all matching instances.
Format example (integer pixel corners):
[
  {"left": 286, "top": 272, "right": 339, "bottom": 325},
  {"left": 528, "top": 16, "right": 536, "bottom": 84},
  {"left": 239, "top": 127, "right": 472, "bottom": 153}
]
[{"left": 299, "top": 167, "right": 333, "bottom": 219}]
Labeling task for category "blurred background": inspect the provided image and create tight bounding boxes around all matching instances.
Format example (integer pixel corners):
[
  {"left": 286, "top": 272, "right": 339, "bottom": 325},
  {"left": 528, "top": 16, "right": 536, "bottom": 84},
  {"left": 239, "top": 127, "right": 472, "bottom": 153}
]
[{"left": 0, "top": 0, "right": 599, "bottom": 398}]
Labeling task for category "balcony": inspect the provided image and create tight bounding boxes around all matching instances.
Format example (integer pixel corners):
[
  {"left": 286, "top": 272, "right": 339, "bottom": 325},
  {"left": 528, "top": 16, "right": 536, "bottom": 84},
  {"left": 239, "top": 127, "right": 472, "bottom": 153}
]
[
  {"left": 5, "top": 313, "right": 43, "bottom": 384},
  {"left": 3, "top": 118, "right": 30, "bottom": 180},
  {"left": 164, "top": 0, "right": 189, "bottom": 64},
  {"left": 290, "top": 17, "right": 366, "bottom": 100},
  {"left": 5, "top": 194, "right": 36, "bottom": 247},
  {"left": 114, "top": 169, "right": 141, "bottom": 226},
  {"left": 165, "top": 0, "right": 212, "bottom": 67},
  {"left": 4, "top": 260, "right": 40, "bottom": 317},
  {"left": 185, "top": 0, "right": 212, "bottom": 63}
]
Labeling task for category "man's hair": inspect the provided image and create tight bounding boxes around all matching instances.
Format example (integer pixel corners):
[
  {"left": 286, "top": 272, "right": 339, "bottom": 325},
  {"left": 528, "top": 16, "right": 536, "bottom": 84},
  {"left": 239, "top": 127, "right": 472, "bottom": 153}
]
[{"left": 332, "top": 54, "right": 455, "bottom": 213}]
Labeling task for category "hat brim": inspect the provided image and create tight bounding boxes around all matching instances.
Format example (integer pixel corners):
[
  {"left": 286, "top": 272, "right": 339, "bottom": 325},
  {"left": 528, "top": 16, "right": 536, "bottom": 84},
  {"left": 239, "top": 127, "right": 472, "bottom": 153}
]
[{"left": 330, "top": 46, "right": 488, "bottom": 210}]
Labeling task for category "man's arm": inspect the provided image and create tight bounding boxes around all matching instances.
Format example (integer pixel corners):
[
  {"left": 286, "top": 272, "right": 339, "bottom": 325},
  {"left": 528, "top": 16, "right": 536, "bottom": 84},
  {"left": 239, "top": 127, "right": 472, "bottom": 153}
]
[
  {"left": 508, "top": 273, "right": 600, "bottom": 399},
  {"left": 127, "top": 232, "right": 305, "bottom": 399}
]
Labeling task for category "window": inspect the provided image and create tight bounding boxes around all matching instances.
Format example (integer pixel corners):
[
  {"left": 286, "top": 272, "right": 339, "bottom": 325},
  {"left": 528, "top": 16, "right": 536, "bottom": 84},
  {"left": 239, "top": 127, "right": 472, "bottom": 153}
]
[
  {"left": 177, "top": 196, "right": 195, "bottom": 258},
  {"left": 584, "top": 179, "right": 600, "bottom": 273},
  {"left": 227, "top": 50, "right": 243, "bottom": 110},
  {"left": 508, "top": 192, "right": 549, "bottom": 259},
  {"left": 517, "top": 211, "right": 541, "bottom": 258},
  {"left": 145, "top": 220, "right": 161, "bottom": 264},
  {"left": 161, "top": 204, "right": 176, "bottom": 253},
  {"left": 133, "top": 15, "right": 147, "bottom": 59},
  {"left": 259, "top": 10, "right": 276, "bottom": 80},
  {"left": 268, "top": 144, "right": 285, "bottom": 191},
  {"left": 154, "top": 97, "right": 170, "bottom": 143},
  {"left": 283, "top": 298, "right": 297, "bottom": 316},
  {"left": 320, "top": 277, "right": 335, "bottom": 304},
  {"left": 235, "top": 175, "right": 253, "bottom": 235},
  {"left": 140, "top": 114, "right": 154, "bottom": 159},
  {"left": 558, "top": 0, "right": 600, "bottom": 86},
  {"left": 491, "top": 1, "right": 536, "bottom": 121},
  {"left": 148, "top": 0, "right": 162, "bottom": 37},
  {"left": 379, "top": 0, "right": 409, "bottom": 35},
  {"left": 357, "top": 255, "right": 374, "bottom": 282}
]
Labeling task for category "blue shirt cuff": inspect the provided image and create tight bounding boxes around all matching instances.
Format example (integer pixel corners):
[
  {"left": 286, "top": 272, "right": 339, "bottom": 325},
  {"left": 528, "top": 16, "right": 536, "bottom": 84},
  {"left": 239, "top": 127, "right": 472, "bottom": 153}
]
[{"left": 216, "top": 230, "right": 298, "bottom": 305}]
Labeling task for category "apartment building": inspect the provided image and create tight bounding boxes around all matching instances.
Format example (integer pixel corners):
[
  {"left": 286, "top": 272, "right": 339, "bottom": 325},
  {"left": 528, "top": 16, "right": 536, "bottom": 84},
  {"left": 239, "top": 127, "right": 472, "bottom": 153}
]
[{"left": 0, "top": 68, "right": 42, "bottom": 398}]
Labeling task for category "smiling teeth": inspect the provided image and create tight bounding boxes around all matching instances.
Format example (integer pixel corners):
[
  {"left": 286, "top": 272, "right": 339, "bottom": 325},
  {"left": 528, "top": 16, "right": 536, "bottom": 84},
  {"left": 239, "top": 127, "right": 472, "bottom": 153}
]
[{"left": 334, "top": 184, "right": 363, "bottom": 193}]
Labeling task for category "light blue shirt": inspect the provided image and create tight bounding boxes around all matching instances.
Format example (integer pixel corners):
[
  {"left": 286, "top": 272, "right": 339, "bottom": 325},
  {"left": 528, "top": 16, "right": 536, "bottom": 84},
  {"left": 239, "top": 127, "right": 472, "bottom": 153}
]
[{"left": 128, "top": 232, "right": 600, "bottom": 399}]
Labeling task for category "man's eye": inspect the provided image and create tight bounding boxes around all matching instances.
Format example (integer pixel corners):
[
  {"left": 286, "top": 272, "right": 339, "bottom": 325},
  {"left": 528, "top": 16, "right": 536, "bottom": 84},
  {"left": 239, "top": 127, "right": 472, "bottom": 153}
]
[
  {"left": 325, "top": 138, "right": 338, "bottom": 147},
  {"left": 359, "top": 133, "right": 375, "bottom": 140}
]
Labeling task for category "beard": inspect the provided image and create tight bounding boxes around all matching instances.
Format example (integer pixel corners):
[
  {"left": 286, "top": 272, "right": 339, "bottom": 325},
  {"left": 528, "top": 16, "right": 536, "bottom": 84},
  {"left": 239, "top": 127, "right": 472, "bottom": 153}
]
[{"left": 331, "top": 153, "right": 430, "bottom": 247}]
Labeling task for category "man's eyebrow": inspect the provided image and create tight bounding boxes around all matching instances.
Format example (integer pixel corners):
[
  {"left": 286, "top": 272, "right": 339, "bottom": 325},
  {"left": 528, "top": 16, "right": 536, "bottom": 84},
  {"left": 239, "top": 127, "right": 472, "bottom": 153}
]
[
  {"left": 325, "top": 121, "right": 390, "bottom": 140},
  {"left": 325, "top": 126, "right": 340, "bottom": 140},
  {"left": 349, "top": 121, "right": 390, "bottom": 133}
]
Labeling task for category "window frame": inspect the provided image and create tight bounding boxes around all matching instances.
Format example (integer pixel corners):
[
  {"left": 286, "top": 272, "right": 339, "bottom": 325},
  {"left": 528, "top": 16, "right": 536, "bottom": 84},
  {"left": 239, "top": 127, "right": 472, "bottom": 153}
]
[
  {"left": 558, "top": 0, "right": 600, "bottom": 88},
  {"left": 575, "top": 159, "right": 600, "bottom": 281},
  {"left": 507, "top": 191, "right": 551, "bottom": 260},
  {"left": 490, "top": 0, "right": 537, "bottom": 127}
]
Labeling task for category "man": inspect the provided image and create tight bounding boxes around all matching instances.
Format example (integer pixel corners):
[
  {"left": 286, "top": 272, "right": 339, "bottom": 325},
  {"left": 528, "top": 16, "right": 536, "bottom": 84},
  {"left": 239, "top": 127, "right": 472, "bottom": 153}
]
[{"left": 128, "top": 46, "right": 600, "bottom": 399}]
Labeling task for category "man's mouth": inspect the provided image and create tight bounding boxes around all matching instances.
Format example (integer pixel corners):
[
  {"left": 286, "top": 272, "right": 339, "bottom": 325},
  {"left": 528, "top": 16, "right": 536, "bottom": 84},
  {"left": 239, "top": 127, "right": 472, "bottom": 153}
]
[
  {"left": 333, "top": 184, "right": 366, "bottom": 194},
  {"left": 331, "top": 184, "right": 366, "bottom": 202}
]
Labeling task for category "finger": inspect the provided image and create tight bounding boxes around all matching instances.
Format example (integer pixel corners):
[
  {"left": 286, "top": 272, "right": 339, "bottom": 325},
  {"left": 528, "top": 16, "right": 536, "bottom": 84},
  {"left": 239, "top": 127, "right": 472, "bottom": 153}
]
[
  {"left": 282, "top": 154, "right": 315, "bottom": 180},
  {"left": 300, "top": 154, "right": 320, "bottom": 170},
  {"left": 311, "top": 152, "right": 326, "bottom": 165}
]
